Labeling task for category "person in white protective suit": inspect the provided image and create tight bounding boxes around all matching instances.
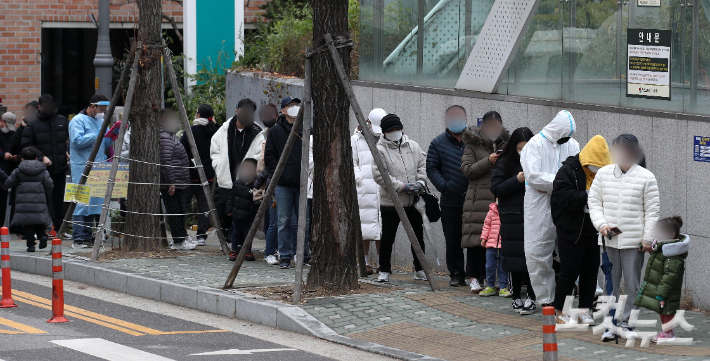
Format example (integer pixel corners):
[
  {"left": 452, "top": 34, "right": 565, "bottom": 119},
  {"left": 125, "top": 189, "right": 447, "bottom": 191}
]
[{"left": 520, "top": 110, "right": 580, "bottom": 305}]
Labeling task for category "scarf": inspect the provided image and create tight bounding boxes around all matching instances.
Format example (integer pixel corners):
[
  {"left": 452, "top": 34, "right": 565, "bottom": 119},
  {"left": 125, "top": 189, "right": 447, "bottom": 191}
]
[{"left": 193, "top": 118, "right": 209, "bottom": 126}]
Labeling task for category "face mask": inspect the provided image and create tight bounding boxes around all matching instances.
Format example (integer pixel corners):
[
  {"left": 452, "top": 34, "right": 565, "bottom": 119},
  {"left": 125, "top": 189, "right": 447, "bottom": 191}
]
[
  {"left": 385, "top": 130, "right": 403, "bottom": 142},
  {"left": 262, "top": 117, "right": 277, "bottom": 128},
  {"left": 286, "top": 106, "right": 300, "bottom": 119},
  {"left": 587, "top": 165, "right": 600, "bottom": 173},
  {"left": 484, "top": 131, "right": 500, "bottom": 141},
  {"left": 557, "top": 137, "right": 571, "bottom": 145},
  {"left": 0, "top": 126, "right": 9, "bottom": 134},
  {"left": 96, "top": 112, "right": 105, "bottom": 121},
  {"left": 446, "top": 118, "right": 466, "bottom": 133}
]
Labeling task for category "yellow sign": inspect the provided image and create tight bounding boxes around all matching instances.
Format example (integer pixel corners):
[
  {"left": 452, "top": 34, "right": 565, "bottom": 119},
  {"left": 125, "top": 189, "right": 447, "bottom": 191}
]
[
  {"left": 64, "top": 183, "right": 92, "bottom": 204},
  {"left": 94, "top": 77, "right": 99, "bottom": 89},
  {"left": 86, "top": 163, "right": 130, "bottom": 198}
]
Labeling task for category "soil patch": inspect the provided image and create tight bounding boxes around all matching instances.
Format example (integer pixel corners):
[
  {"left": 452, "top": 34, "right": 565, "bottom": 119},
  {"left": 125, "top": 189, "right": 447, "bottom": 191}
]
[
  {"left": 92, "top": 248, "right": 221, "bottom": 261},
  {"left": 245, "top": 281, "right": 400, "bottom": 304}
]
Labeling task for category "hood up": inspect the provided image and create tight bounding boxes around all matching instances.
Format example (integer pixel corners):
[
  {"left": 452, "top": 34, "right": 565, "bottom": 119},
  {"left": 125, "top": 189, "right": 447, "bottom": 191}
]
[
  {"left": 579, "top": 135, "right": 611, "bottom": 169},
  {"left": 19, "top": 160, "right": 46, "bottom": 176},
  {"left": 541, "top": 110, "right": 576, "bottom": 143}
]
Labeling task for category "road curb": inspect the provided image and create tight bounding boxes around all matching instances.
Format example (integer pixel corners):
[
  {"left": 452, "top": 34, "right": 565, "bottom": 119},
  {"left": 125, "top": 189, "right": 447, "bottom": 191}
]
[{"left": 9, "top": 253, "right": 443, "bottom": 361}]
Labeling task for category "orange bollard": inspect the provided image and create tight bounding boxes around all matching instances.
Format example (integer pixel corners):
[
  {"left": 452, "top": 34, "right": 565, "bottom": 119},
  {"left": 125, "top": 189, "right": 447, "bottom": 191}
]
[
  {"left": 0, "top": 227, "right": 17, "bottom": 308},
  {"left": 47, "top": 238, "right": 68, "bottom": 323},
  {"left": 542, "top": 306, "right": 558, "bottom": 361}
]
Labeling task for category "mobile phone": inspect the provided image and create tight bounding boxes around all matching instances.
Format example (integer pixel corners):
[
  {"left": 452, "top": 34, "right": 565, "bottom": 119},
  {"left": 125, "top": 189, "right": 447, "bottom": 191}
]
[
  {"left": 496, "top": 149, "right": 504, "bottom": 154},
  {"left": 608, "top": 227, "right": 623, "bottom": 237}
]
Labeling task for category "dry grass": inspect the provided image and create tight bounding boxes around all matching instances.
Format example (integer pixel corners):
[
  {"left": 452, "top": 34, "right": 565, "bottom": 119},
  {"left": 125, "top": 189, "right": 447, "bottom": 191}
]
[{"left": 245, "top": 280, "right": 399, "bottom": 304}]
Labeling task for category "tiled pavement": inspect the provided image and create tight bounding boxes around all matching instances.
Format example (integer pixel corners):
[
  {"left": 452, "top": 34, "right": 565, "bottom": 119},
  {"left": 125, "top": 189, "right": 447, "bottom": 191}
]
[{"left": 7, "top": 236, "right": 710, "bottom": 361}]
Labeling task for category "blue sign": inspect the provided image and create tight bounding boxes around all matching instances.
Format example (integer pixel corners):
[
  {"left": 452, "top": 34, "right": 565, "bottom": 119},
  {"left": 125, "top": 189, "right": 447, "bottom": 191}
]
[{"left": 694, "top": 136, "right": 710, "bottom": 162}]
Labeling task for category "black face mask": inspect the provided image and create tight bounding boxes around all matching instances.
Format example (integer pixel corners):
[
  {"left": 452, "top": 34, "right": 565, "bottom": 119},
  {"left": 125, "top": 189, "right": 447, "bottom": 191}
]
[
  {"left": 557, "top": 137, "right": 571, "bottom": 145},
  {"left": 40, "top": 108, "right": 55, "bottom": 119},
  {"left": 262, "top": 117, "right": 277, "bottom": 128}
]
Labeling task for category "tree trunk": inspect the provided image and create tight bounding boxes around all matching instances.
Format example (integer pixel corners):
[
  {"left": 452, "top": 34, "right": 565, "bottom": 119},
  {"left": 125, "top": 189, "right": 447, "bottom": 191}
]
[
  {"left": 124, "top": 0, "right": 163, "bottom": 251},
  {"left": 306, "top": 0, "right": 359, "bottom": 293}
]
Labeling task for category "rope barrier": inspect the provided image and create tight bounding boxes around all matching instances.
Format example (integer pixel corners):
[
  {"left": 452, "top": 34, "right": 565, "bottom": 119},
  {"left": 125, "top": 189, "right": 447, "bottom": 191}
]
[
  {"left": 72, "top": 204, "right": 215, "bottom": 217},
  {"left": 90, "top": 155, "right": 204, "bottom": 169},
  {"left": 82, "top": 174, "right": 206, "bottom": 187}
]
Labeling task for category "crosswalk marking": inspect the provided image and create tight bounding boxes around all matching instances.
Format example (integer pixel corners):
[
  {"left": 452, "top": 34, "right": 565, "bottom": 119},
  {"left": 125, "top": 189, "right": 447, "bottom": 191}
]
[
  {"left": 191, "top": 348, "right": 297, "bottom": 355},
  {"left": 0, "top": 316, "right": 46, "bottom": 334},
  {"left": 51, "top": 338, "right": 177, "bottom": 361}
]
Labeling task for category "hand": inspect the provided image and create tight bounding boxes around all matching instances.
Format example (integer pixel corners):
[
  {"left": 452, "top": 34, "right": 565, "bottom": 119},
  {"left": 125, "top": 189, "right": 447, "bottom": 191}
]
[
  {"left": 640, "top": 241, "right": 652, "bottom": 253},
  {"left": 660, "top": 300, "right": 665, "bottom": 308},
  {"left": 402, "top": 183, "right": 416, "bottom": 193},
  {"left": 168, "top": 185, "right": 175, "bottom": 196},
  {"left": 412, "top": 182, "right": 423, "bottom": 194},
  {"left": 600, "top": 225, "right": 611, "bottom": 237},
  {"left": 11, "top": 155, "right": 20, "bottom": 162},
  {"left": 42, "top": 156, "right": 52, "bottom": 166},
  {"left": 3, "top": 153, "right": 11, "bottom": 160},
  {"left": 66, "top": 152, "right": 70, "bottom": 161},
  {"left": 253, "top": 189, "right": 264, "bottom": 202},
  {"left": 481, "top": 239, "right": 486, "bottom": 247},
  {"left": 516, "top": 172, "right": 525, "bottom": 183},
  {"left": 488, "top": 153, "right": 500, "bottom": 164}
]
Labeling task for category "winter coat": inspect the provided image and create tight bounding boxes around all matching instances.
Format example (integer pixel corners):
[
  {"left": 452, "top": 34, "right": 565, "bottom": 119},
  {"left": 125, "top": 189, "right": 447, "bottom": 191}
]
[
  {"left": 264, "top": 116, "right": 301, "bottom": 189},
  {"left": 210, "top": 116, "right": 264, "bottom": 189},
  {"left": 481, "top": 202, "right": 501, "bottom": 248},
  {"left": 352, "top": 129, "right": 381, "bottom": 240},
  {"left": 426, "top": 131, "right": 468, "bottom": 208},
  {"left": 159, "top": 129, "right": 191, "bottom": 190},
  {"left": 226, "top": 179, "right": 259, "bottom": 221},
  {"left": 69, "top": 113, "right": 114, "bottom": 216},
  {"left": 551, "top": 155, "right": 597, "bottom": 241},
  {"left": 372, "top": 134, "right": 428, "bottom": 208},
  {"left": 490, "top": 155, "right": 527, "bottom": 272},
  {"left": 181, "top": 119, "right": 218, "bottom": 181},
  {"left": 21, "top": 111, "right": 70, "bottom": 175},
  {"left": 588, "top": 164, "right": 660, "bottom": 248},
  {"left": 634, "top": 235, "right": 689, "bottom": 315},
  {"left": 460, "top": 125, "right": 509, "bottom": 248},
  {"left": 3, "top": 160, "right": 53, "bottom": 226},
  {"left": 12, "top": 125, "right": 24, "bottom": 156},
  {"left": 0, "top": 130, "right": 15, "bottom": 175}
]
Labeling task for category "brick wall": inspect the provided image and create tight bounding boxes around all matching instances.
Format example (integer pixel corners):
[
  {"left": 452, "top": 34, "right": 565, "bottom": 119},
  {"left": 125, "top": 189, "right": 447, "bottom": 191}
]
[{"left": 245, "top": 0, "right": 270, "bottom": 24}]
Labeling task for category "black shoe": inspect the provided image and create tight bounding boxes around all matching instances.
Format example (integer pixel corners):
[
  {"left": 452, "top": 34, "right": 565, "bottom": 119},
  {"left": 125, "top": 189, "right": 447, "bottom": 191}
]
[
  {"left": 245, "top": 252, "right": 256, "bottom": 262},
  {"left": 38, "top": 237, "right": 48, "bottom": 249},
  {"left": 279, "top": 260, "right": 291, "bottom": 269},
  {"left": 27, "top": 245, "right": 35, "bottom": 252},
  {"left": 229, "top": 250, "right": 238, "bottom": 262},
  {"left": 449, "top": 277, "right": 466, "bottom": 287}
]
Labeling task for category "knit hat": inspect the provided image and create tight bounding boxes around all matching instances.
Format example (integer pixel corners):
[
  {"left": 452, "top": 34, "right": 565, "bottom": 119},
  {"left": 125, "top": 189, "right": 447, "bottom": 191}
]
[{"left": 379, "top": 114, "right": 403, "bottom": 134}]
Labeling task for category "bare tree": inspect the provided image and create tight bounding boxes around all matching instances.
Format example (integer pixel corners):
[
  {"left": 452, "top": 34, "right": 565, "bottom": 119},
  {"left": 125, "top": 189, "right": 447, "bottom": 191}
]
[{"left": 306, "top": 0, "right": 359, "bottom": 292}]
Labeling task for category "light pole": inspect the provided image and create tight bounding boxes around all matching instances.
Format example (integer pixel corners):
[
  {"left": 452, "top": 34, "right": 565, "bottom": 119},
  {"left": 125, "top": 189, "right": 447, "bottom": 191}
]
[{"left": 94, "top": 0, "right": 114, "bottom": 98}]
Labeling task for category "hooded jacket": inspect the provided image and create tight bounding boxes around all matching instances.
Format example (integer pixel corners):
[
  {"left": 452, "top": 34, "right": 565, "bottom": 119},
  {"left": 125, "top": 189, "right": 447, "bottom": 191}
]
[
  {"left": 159, "top": 129, "right": 191, "bottom": 190},
  {"left": 180, "top": 119, "right": 218, "bottom": 181},
  {"left": 226, "top": 179, "right": 259, "bottom": 221},
  {"left": 372, "top": 134, "right": 428, "bottom": 208},
  {"left": 264, "top": 115, "right": 303, "bottom": 189},
  {"left": 4, "top": 160, "right": 53, "bottom": 226},
  {"left": 351, "top": 129, "right": 382, "bottom": 240},
  {"left": 460, "top": 125, "right": 509, "bottom": 248},
  {"left": 426, "top": 130, "right": 468, "bottom": 208},
  {"left": 490, "top": 154, "right": 527, "bottom": 272},
  {"left": 210, "top": 116, "right": 264, "bottom": 189},
  {"left": 480, "top": 202, "right": 501, "bottom": 248},
  {"left": 21, "top": 111, "right": 69, "bottom": 175},
  {"left": 634, "top": 234, "right": 689, "bottom": 315}
]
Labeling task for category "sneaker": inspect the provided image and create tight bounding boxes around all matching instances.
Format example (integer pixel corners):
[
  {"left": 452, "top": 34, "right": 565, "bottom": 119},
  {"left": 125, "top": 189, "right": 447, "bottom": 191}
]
[
  {"left": 470, "top": 278, "right": 483, "bottom": 293},
  {"left": 171, "top": 241, "right": 196, "bottom": 251},
  {"left": 186, "top": 236, "right": 198, "bottom": 246},
  {"left": 556, "top": 314, "right": 571, "bottom": 325},
  {"left": 498, "top": 288, "right": 513, "bottom": 298},
  {"left": 595, "top": 282, "right": 603, "bottom": 297},
  {"left": 71, "top": 242, "right": 88, "bottom": 249},
  {"left": 377, "top": 271, "right": 390, "bottom": 282},
  {"left": 601, "top": 329, "right": 616, "bottom": 342},
  {"left": 479, "top": 287, "right": 497, "bottom": 297},
  {"left": 512, "top": 298, "right": 524, "bottom": 313},
  {"left": 303, "top": 258, "right": 311, "bottom": 267},
  {"left": 265, "top": 255, "right": 279, "bottom": 265},
  {"left": 651, "top": 329, "right": 675, "bottom": 343},
  {"left": 62, "top": 232, "right": 72, "bottom": 240},
  {"left": 245, "top": 252, "right": 256, "bottom": 261},
  {"left": 519, "top": 298, "right": 536, "bottom": 315},
  {"left": 38, "top": 237, "right": 48, "bottom": 250},
  {"left": 578, "top": 311, "right": 594, "bottom": 325},
  {"left": 279, "top": 260, "right": 291, "bottom": 269},
  {"left": 229, "top": 250, "right": 238, "bottom": 262},
  {"left": 414, "top": 270, "right": 427, "bottom": 281},
  {"left": 449, "top": 277, "right": 466, "bottom": 287},
  {"left": 27, "top": 246, "right": 35, "bottom": 252},
  {"left": 620, "top": 326, "right": 637, "bottom": 338},
  {"left": 196, "top": 237, "right": 206, "bottom": 246}
]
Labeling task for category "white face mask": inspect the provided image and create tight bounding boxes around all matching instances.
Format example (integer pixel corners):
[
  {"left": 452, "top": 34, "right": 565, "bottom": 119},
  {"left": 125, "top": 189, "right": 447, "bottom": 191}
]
[
  {"left": 0, "top": 126, "right": 9, "bottom": 134},
  {"left": 96, "top": 112, "right": 105, "bottom": 121},
  {"left": 286, "top": 106, "right": 300, "bottom": 118},
  {"left": 587, "top": 165, "right": 600, "bottom": 173},
  {"left": 385, "top": 130, "right": 403, "bottom": 142}
]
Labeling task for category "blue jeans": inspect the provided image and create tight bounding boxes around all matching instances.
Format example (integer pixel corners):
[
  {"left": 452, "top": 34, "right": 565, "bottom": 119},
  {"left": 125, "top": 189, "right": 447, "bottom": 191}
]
[
  {"left": 274, "top": 185, "right": 310, "bottom": 261},
  {"left": 485, "top": 247, "right": 508, "bottom": 289},
  {"left": 264, "top": 196, "right": 278, "bottom": 257},
  {"left": 72, "top": 214, "right": 99, "bottom": 242}
]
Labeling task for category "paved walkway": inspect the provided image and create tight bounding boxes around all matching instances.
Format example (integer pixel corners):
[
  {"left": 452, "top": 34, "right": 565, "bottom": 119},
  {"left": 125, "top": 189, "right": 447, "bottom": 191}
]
[{"left": 7, "top": 235, "right": 710, "bottom": 361}]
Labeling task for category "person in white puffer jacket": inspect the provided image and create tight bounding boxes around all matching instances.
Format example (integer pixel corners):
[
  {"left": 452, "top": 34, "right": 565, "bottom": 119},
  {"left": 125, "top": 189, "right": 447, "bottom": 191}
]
[
  {"left": 351, "top": 108, "right": 385, "bottom": 275},
  {"left": 588, "top": 133, "right": 660, "bottom": 339}
]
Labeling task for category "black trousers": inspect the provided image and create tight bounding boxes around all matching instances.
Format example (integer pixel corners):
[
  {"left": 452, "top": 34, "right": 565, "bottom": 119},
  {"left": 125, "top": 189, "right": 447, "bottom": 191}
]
[
  {"left": 23, "top": 225, "right": 46, "bottom": 248},
  {"left": 162, "top": 189, "right": 188, "bottom": 243},
  {"left": 48, "top": 172, "right": 66, "bottom": 231},
  {"left": 213, "top": 186, "right": 232, "bottom": 238},
  {"left": 466, "top": 246, "right": 486, "bottom": 282},
  {"left": 182, "top": 180, "right": 212, "bottom": 239},
  {"left": 0, "top": 188, "right": 7, "bottom": 228},
  {"left": 441, "top": 206, "right": 467, "bottom": 279},
  {"left": 379, "top": 206, "right": 425, "bottom": 274},
  {"left": 554, "top": 236, "right": 600, "bottom": 311},
  {"left": 511, "top": 271, "right": 536, "bottom": 300}
]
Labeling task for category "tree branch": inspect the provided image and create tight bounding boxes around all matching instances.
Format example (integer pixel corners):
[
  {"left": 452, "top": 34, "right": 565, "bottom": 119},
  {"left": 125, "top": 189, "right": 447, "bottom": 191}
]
[{"left": 162, "top": 13, "right": 183, "bottom": 43}]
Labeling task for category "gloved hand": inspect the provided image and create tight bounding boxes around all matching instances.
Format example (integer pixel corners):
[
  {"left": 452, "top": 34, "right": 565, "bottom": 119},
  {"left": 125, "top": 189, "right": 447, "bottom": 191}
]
[
  {"left": 104, "top": 121, "right": 121, "bottom": 140},
  {"left": 412, "top": 182, "right": 423, "bottom": 194},
  {"left": 402, "top": 183, "right": 417, "bottom": 194}
]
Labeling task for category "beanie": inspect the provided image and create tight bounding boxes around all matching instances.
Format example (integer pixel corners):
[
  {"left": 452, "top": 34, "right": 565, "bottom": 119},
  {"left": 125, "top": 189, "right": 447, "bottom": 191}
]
[{"left": 379, "top": 114, "right": 403, "bottom": 134}]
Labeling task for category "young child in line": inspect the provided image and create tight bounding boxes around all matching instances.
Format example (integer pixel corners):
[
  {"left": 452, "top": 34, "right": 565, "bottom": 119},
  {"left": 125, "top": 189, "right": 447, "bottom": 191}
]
[
  {"left": 480, "top": 200, "right": 511, "bottom": 297},
  {"left": 3, "top": 147, "right": 54, "bottom": 252},
  {"left": 634, "top": 216, "right": 688, "bottom": 342},
  {"left": 226, "top": 158, "right": 263, "bottom": 262}
]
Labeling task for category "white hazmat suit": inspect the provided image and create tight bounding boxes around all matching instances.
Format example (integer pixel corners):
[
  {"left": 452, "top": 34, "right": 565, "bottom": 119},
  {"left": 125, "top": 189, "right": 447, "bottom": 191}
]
[{"left": 520, "top": 110, "right": 580, "bottom": 305}]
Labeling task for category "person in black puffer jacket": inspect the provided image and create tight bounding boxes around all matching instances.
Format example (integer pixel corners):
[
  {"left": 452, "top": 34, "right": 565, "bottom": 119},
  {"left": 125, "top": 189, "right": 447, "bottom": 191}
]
[
  {"left": 21, "top": 94, "right": 69, "bottom": 232},
  {"left": 226, "top": 158, "right": 262, "bottom": 261},
  {"left": 159, "top": 109, "right": 193, "bottom": 250},
  {"left": 491, "top": 127, "right": 536, "bottom": 314}
]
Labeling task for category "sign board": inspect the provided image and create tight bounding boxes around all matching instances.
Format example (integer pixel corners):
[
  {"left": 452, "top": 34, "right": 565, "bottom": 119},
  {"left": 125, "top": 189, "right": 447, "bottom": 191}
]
[
  {"left": 637, "top": 0, "right": 661, "bottom": 7},
  {"left": 627, "top": 29, "right": 672, "bottom": 100},
  {"left": 86, "top": 163, "right": 130, "bottom": 198},
  {"left": 64, "top": 183, "right": 92, "bottom": 204},
  {"left": 694, "top": 136, "right": 710, "bottom": 162}
]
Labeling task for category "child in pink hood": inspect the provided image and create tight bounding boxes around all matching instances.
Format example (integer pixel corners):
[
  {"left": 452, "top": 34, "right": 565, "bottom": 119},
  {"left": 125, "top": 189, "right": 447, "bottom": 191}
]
[{"left": 480, "top": 201, "right": 511, "bottom": 297}]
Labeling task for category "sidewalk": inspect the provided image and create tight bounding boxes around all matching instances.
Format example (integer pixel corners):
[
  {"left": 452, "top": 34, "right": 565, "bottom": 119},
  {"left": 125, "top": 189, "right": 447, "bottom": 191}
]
[{"left": 6, "top": 235, "right": 710, "bottom": 361}]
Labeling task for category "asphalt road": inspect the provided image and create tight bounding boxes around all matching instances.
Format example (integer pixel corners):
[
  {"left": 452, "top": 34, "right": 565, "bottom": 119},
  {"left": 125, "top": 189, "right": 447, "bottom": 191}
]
[{"left": 0, "top": 272, "right": 395, "bottom": 361}]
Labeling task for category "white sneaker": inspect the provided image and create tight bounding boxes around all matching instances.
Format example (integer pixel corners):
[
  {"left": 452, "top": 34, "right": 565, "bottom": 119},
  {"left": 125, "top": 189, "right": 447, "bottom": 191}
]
[
  {"left": 196, "top": 237, "right": 206, "bottom": 246},
  {"left": 63, "top": 232, "right": 73, "bottom": 240},
  {"left": 378, "top": 272, "right": 390, "bottom": 283},
  {"left": 414, "top": 270, "right": 427, "bottom": 281},
  {"left": 579, "top": 311, "right": 594, "bottom": 325},
  {"left": 171, "top": 241, "right": 197, "bottom": 250},
  {"left": 519, "top": 298, "right": 536, "bottom": 315},
  {"left": 601, "top": 329, "right": 616, "bottom": 342},
  {"left": 556, "top": 314, "right": 571, "bottom": 325},
  {"left": 265, "top": 255, "right": 279, "bottom": 265},
  {"left": 470, "top": 278, "right": 483, "bottom": 293},
  {"left": 595, "top": 282, "right": 603, "bottom": 297},
  {"left": 186, "top": 236, "right": 198, "bottom": 246}
]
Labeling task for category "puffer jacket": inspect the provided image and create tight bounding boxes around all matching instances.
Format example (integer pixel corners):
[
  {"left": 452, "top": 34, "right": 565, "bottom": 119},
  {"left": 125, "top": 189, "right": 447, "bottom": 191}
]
[
  {"left": 372, "top": 134, "right": 428, "bottom": 208},
  {"left": 226, "top": 179, "right": 259, "bottom": 221},
  {"left": 3, "top": 160, "right": 53, "bottom": 226},
  {"left": 634, "top": 234, "right": 689, "bottom": 315},
  {"left": 210, "top": 117, "right": 264, "bottom": 189},
  {"left": 490, "top": 155, "right": 527, "bottom": 272},
  {"left": 21, "top": 110, "right": 69, "bottom": 175},
  {"left": 551, "top": 155, "right": 597, "bottom": 241},
  {"left": 426, "top": 131, "right": 468, "bottom": 208},
  {"left": 481, "top": 202, "right": 501, "bottom": 248},
  {"left": 264, "top": 116, "right": 300, "bottom": 188},
  {"left": 159, "top": 129, "right": 191, "bottom": 190},
  {"left": 352, "top": 129, "right": 381, "bottom": 240},
  {"left": 180, "top": 119, "right": 218, "bottom": 181},
  {"left": 588, "top": 164, "right": 660, "bottom": 248},
  {"left": 460, "top": 125, "right": 509, "bottom": 248}
]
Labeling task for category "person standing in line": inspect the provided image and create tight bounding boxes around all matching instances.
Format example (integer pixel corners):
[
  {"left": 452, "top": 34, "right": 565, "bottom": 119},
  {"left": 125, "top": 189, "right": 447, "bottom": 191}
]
[
  {"left": 426, "top": 105, "right": 470, "bottom": 287},
  {"left": 491, "top": 127, "right": 537, "bottom": 314},
  {"left": 0, "top": 112, "right": 17, "bottom": 227},
  {"left": 254, "top": 103, "right": 280, "bottom": 265},
  {"left": 180, "top": 104, "right": 218, "bottom": 246},
  {"left": 21, "top": 94, "right": 70, "bottom": 234},
  {"left": 9, "top": 101, "right": 38, "bottom": 235},
  {"left": 551, "top": 135, "right": 611, "bottom": 325},
  {"left": 588, "top": 133, "right": 659, "bottom": 341},
  {"left": 352, "top": 108, "right": 386, "bottom": 275},
  {"left": 520, "top": 110, "right": 580, "bottom": 307},
  {"left": 461, "top": 111, "right": 509, "bottom": 293},
  {"left": 226, "top": 158, "right": 263, "bottom": 261},
  {"left": 371, "top": 114, "right": 428, "bottom": 283}
]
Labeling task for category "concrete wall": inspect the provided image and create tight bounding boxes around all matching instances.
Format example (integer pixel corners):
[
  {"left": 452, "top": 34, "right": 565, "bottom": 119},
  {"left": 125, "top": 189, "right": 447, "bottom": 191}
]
[{"left": 227, "top": 71, "right": 710, "bottom": 310}]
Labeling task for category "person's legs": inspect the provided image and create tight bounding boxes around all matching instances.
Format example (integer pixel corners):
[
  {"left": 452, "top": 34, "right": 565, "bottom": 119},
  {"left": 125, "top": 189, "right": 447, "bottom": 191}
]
[
  {"left": 275, "top": 185, "right": 296, "bottom": 261},
  {"left": 405, "top": 207, "right": 425, "bottom": 272},
  {"left": 524, "top": 271, "right": 536, "bottom": 300},
  {"left": 50, "top": 173, "right": 66, "bottom": 232},
  {"left": 511, "top": 272, "right": 523, "bottom": 299},
  {"left": 0, "top": 188, "right": 8, "bottom": 227},
  {"left": 162, "top": 190, "right": 187, "bottom": 243},
  {"left": 466, "top": 246, "right": 486, "bottom": 284},
  {"left": 619, "top": 248, "right": 644, "bottom": 326},
  {"left": 24, "top": 225, "right": 37, "bottom": 248},
  {"left": 231, "top": 219, "right": 247, "bottom": 251},
  {"left": 577, "top": 241, "right": 600, "bottom": 310},
  {"left": 378, "top": 207, "right": 399, "bottom": 274},
  {"left": 554, "top": 239, "right": 584, "bottom": 312},
  {"left": 496, "top": 250, "right": 508, "bottom": 289},
  {"left": 441, "top": 206, "right": 465, "bottom": 280},
  {"left": 525, "top": 234, "right": 557, "bottom": 305},
  {"left": 192, "top": 181, "right": 211, "bottom": 239},
  {"left": 484, "top": 248, "right": 497, "bottom": 288},
  {"left": 303, "top": 198, "right": 312, "bottom": 259},
  {"left": 604, "top": 247, "right": 624, "bottom": 308},
  {"left": 265, "top": 197, "right": 278, "bottom": 257},
  {"left": 213, "top": 187, "right": 231, "bottom": 239}
]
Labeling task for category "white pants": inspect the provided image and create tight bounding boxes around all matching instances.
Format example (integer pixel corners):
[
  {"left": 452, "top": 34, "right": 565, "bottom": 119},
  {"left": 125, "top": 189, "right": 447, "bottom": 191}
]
[
  {"left": 602, "top": 247, "right": 644, "bottom": 327},
  {"left": 525, "top": 237, "right": 557, "bottom": 304}
]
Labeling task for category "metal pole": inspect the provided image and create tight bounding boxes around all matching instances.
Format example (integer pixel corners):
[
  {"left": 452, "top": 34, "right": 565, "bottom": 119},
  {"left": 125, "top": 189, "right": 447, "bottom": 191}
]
[
  {"left": 373, "top": 0, "right": 384, "bottom": 75},
  {"left": 94, "top": 0, "right": 113, "bottom": 98},
  {"left": 293, "top": 49, "right": 313, "bottom": 304},
  {"left": 417, "top": 0, "right": 425, "bottom": 77},
  {"left": 690, "top": 0, "right": 698, "bottom": 105},
  {"left": 89, "top": 47, "right": 142, "bottom": 261},
  {"left": 464, "top": 0, "right": 472, "bottom": 59},
  {"left": 323, "top": 33, "right": 439, "bottom": 291},
  {"left": 163, "top": 49, "right": 231, "bottom": 255}
]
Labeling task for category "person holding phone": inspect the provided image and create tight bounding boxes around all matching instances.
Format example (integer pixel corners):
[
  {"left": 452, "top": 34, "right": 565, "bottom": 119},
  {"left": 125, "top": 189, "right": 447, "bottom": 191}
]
[{"left": 588, "top": 134, "right": 660, "bottom": 340}]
